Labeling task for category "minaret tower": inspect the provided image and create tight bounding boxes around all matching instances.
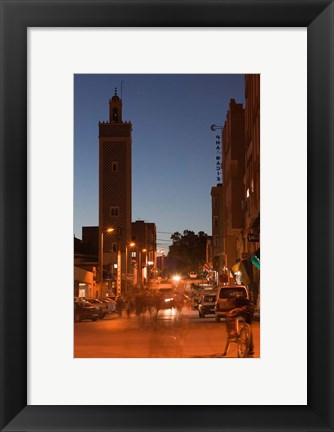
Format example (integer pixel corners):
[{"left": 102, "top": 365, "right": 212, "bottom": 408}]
[{"left": 98, "top": 88, "right": 132, "bottom": 296}]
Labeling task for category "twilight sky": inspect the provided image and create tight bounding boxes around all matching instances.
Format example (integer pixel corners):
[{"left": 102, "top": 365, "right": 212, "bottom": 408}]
[{"left": 74, "top": 74, "right": 245, "bottom": 252}]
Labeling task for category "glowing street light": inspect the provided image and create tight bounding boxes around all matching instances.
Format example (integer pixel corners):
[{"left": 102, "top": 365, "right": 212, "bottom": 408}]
[
  {"left": 125, "top": 242, "right": 136, "bottom": 294},
  {"left": 100, "top": 227, "right": 115, "bottom": 296}
]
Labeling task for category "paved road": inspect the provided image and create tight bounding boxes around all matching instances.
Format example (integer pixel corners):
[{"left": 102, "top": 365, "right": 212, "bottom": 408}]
[{"left": 74, "top": 306, "right": 260, "bottom": 358}]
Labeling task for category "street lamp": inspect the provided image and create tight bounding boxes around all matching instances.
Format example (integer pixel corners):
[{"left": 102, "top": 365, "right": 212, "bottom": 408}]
[
  {"left": 100, "top": 227, "right": 115, "bottom": 297},
  {"left": 147, "top": 260, "right": 154, "bottom": 285},
  {"left": 210, "top": 124, "right": 222, "bottom": 131},
  {"left": 140, "top": 248, "right": 147, "bottom": 288},
  {"left": 125, "top": 242, "right": 135, "bottom": 294}
]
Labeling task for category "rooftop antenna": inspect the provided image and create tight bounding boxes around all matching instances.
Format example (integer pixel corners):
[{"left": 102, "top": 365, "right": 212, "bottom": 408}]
[
  {"left": 114, "top": 87, "right": 118, "bottom": 96},
  {"left": 121, "top": 81, "right": 124, "bottom": 100}
]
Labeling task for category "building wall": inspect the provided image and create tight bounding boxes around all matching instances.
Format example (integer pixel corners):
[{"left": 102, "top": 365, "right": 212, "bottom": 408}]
[
  {"left": 132, "top": 220, "right": 157, "bottom": 287},
  {"left": 82, "top": 226, "right": 99, "bottom": 256},
  {"left": 243, "top": 74, "right": 260, "bottom": 255},
  {"left": 223, "top": 99, "right": 245, "bottom": 236},
  {"left": 211, "top": 185, "right": 225, "bottom": 276},
  {"left": 209, "top": 77, "right": 260, "bottom": 294},
  {"left": 74, "top": 266, "right": 94, "bottom": 298}
]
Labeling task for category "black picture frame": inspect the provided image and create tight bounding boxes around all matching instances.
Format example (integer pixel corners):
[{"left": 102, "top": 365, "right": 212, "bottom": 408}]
[{"left": 1, "top": 1, "right": 333, "bottom": 431}]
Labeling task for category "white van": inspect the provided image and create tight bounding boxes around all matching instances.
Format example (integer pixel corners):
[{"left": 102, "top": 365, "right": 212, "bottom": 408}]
[
  {"left": 189, "top": 271, "right": 198, "bottom": 279},
  {"left": 215, "top": 285, "right": 249, "bottom": 322}
]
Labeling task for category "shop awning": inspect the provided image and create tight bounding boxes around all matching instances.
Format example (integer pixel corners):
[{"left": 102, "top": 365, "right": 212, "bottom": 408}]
[
  {"left": 230, "top": 260, "right": 253, "bottom": 285},
  {"left": 250, "top": 256, "right": 260, "bottom": 269},
  {"left": 250, "top": 248, "right": 260, "bottom": 269},
  {"left": 231, "top": 261, "right": 242, "bottom": 274}
]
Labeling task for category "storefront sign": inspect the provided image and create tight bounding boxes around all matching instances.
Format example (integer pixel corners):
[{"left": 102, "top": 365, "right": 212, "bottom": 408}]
[
  {"left": 248, "top": 233, "right": 260, "bottom": 242},
  {"left": 215, "top": 135, "right": 222, "bottom": 183}
]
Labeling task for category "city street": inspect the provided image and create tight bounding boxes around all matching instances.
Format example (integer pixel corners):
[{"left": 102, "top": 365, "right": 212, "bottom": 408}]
[{"left": 74, "top": 305, "right": 260, "bottom": 358}]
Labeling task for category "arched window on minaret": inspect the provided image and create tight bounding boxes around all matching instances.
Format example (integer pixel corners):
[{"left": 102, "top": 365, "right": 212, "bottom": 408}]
[
  {"left": 109, "top": 87, "right": 122, "bottom": 123},
  {"left": 113, "top": 107, "right": 118, "bottom": 122}
]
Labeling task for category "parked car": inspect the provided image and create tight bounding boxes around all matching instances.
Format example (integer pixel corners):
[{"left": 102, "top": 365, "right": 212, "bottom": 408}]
[
  {"left": 74, "top": 297, "right": 86, "bottom": 303},
  {"left": 86, "top": 298, "right": 108, "bottom": 318},
  {"left": 101, "top": 297, "right": 117, "bottom": 312},
  {"left": 215, "top": 285, "right": 249, "bottom": 322},
  {"left": 74, "top": 301, "right": 100, "bottom": 322},
  {"left": 198, "top": 292, "right": 216, "bottom": 318}
]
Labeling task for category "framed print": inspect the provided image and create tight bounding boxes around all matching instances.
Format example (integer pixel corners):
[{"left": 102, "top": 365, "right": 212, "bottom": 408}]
[
  {"left": 28, "top": 29, "right": 306, "bottom": 406},
  {"left": 1, "top": 0, "right": 333, "bottom": 431}
]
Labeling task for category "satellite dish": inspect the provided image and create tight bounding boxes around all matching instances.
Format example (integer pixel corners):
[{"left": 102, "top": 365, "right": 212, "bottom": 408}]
[{"left": 210, "top": 124, "right": 217, "bottom": 131}]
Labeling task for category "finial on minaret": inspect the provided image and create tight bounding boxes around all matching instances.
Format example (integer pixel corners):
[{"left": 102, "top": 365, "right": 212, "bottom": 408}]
[{"left": 114, "top": 87, "right": 118, "bottom": 96}]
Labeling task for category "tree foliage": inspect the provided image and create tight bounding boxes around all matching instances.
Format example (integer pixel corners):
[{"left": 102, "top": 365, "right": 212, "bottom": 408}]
[{"left": 167, "top": 230, "right": 208, "bottom": 275}]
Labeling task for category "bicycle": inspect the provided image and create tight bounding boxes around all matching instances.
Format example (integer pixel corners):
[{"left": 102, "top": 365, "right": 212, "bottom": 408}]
[{"left": 222, "top": 315, "right": 251, "bottom": 358}]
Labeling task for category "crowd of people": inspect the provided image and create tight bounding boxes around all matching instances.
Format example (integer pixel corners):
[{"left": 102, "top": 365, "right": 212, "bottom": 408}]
[
  {"left": 113, "top": 288, "right": 256, "bottom": 356},
  {"left": 114, "top": 289, "right": 187, "bottom": 318}
]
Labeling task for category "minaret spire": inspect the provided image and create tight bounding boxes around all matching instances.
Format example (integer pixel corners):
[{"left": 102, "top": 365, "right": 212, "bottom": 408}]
[{"left": 109, "top": 89, "right": 122, "bottom": 123}]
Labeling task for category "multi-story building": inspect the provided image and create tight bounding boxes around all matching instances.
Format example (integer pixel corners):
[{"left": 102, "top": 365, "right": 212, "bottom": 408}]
[
  {"left": 243, "top": 75, "right": 260, "bottom": 255},
  {"left": 82, "top": 226, "right": 99, "bottom": 256},
  {"left": 74, "top": 236, "right": 97, "bottom": 298},
  {"left": 131, "top": 220, "right": 157, "bottom": 287},
  {"left": 242, "top": 74, "right": 260, "bottom": 304},
  {"left": 222, "top": 99, "right": 245, "bottom": 266},
  {"left": 209, "top": 78, "right": 260, "bottom": 301},
  {"left": 81, "top": 226, "right": 118, "bottom": 296},
  {"left": 98, "top": 90, "right": 132, "bottom": 296}
]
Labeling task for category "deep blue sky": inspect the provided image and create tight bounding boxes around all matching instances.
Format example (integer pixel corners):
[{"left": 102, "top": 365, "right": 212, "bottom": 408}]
[{"left": 74, "top": 74, "right": 245, "bottom": 252}]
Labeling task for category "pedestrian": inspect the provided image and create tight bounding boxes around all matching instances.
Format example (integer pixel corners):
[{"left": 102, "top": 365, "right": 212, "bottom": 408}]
[
  {"left": 116, "top": 295, "right": 124, "bottom": 317},
  {"left": 125, "top": 296, "right": 133, "bottom": 318}
]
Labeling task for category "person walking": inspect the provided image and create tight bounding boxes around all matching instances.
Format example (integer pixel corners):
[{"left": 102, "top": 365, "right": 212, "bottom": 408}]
[
  {"left": 116, "top": 295, "right": 124, "bottom": 317},
  {"left": 125, "top": 296, "right": 133, "bottom": 318}
]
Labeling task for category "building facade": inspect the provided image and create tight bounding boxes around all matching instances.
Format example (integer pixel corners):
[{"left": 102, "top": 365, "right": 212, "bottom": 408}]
[
  {"left": 241, "top": 74, "right": 260, "bottom": 304},
  {"left": 243, "top": 74, "right": 260, "bottom": 255},
  {"left": 222, "top": 99, "right": 245, "bottom": 267},
  {"left": 74, "top": 236, "right": 97, "bottom": 298},
  {"left": 211, "top": 184, "right": 226, "bottom": 282},
  {"left": 98, "top": 90, "right": 132, "bottom": 296},
  {"left": 131, "top": 220, "right": 157, "bottom": 287}
]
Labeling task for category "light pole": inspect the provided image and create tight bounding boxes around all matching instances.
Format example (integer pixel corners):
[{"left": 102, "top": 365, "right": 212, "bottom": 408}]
[
  {"left": 157, "top": 249, "right": 165, "bottom": 278},
  {"left": 100, "top": 228, "right": 115, "bottom": 297},
  {"left": 140, "top": 248, "right": 147, "bottom": 288},
  {"left": 125, "top": 242, "right": 135, "bottom": 295},
  {"left": 147, "top": 260, "right": 154, "bottom": 286}
]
